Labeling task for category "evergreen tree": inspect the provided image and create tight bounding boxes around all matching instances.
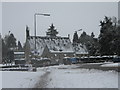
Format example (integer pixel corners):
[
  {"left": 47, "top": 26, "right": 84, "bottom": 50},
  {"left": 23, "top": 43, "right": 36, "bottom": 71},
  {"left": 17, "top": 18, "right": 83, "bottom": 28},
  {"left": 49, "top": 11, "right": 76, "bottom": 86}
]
[
  {"left": 3, "top": 32, "right": 17, "bottom": 63},
  {"left": 81, "top": 31, "right": 87, "bottom": 37},
  {"left": 7, "top": 50, "right": 14, "bottom": 63},
  {"left": 79, "top": 31, "right": 99, "bottom": 55},
  {"left": 73, "top": 31, "right": 79, "bottom": 43},
  {"left": 78, "top": 31, "right": 88, "bottom": 45},
  {"left": 111, "top": 24, "right": 120, "bottom": 55},
  {"left": 5, "top": 33, "right": 17, "bottom": 49},
  {"left": 2, "top": 39, "right": 8, "bottom": 63},
  {"left": 46, "top": 24, "right": 58, "bottom": 37},
  {"left": 98, "top": 16, "right": 115, "bottom": 55}
]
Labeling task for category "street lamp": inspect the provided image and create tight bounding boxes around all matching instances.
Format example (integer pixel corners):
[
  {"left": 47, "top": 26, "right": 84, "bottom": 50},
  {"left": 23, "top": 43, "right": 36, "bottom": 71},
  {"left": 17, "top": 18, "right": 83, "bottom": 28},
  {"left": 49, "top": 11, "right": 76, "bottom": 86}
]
[
  {"left": 34, "top": 13, "right": 50, "bottom": 52},
  {"left": 75, "top": 29, "right": 82, "bottom": 32}
]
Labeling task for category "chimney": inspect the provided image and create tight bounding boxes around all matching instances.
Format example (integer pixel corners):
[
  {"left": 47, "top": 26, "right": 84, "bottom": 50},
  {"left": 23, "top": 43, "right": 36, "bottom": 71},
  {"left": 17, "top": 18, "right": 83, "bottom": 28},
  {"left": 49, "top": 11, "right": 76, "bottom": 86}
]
[{"left": 26, "top": 25, "right": 30, "bottom": 39}]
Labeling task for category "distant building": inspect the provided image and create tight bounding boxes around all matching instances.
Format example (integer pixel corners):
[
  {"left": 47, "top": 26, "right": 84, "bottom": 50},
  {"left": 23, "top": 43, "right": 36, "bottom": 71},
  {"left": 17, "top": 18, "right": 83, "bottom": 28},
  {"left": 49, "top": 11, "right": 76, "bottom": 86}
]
[
  {"left": 25, "top": 24, "right": 88, "bottom": 63},
  {"left": 14, "top": 51, "right": 25, "bottom": 65}
]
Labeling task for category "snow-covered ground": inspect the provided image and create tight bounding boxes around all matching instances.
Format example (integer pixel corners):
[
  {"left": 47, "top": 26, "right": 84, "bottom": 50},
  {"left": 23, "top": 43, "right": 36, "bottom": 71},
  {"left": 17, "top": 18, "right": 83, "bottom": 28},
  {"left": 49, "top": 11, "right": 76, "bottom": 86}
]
[
  {"left": 101, "top": 63, "right": 120, "bottom": 67},
  {"left": 1, "top": 64, "right": 119, "bottom": 89},
  {"left": 1, "top": 68, "right": 46, "bottom": 88},
  {"left": 0, "top": 71, "right": 2, "bottom": 89},
  {"left": 0, "top": 64, "right": 7, "bottom": 67},
  {"left": 46, "top": 65, "right": 118, "bottom": 88}
]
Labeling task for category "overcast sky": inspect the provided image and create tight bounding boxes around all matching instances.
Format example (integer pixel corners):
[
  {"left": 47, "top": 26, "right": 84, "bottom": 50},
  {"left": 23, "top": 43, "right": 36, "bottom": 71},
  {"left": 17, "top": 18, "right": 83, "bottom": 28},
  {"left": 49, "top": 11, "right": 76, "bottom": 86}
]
[{"left": 2, "top": 2, "right": 118, "bottom": 45}]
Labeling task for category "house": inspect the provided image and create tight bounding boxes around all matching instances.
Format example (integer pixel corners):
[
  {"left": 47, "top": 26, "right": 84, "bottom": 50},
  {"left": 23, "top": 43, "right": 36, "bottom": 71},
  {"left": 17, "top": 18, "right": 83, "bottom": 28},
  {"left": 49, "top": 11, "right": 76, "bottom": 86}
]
[
  {"left": 25, "top": 24, "right": 88, "bottom": 64},
  {"left": 14, "top": 51, "right": 26, "bottom": 65},
  {"left": 25, "top": 36, "right": 75, "bottom": 63}
]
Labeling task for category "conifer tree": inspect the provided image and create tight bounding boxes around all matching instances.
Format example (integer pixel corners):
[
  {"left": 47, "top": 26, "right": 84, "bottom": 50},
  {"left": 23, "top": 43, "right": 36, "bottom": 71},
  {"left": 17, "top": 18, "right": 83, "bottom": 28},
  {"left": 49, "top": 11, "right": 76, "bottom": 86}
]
[
  {"left": 5, "top": 33, "right": 16, "bottom": 49},
  {"left": 73, "top": 31, "right": 78, "bottom": 43},
  {"left": 46, "top": 24, "right": 58, "bottom": 37},
  {"left": 99, "top": 16, "right": 115, "bottom": 55}
]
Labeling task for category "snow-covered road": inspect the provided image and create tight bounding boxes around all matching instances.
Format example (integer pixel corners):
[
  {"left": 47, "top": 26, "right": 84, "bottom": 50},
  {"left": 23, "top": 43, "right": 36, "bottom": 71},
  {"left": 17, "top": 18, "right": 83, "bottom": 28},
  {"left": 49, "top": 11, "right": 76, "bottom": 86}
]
[
  {"left": 45, "top": 65, "right": 118, "bottom": 88},
  {"left": 1, "top": 64, "right": 119, "bottom": 88}
]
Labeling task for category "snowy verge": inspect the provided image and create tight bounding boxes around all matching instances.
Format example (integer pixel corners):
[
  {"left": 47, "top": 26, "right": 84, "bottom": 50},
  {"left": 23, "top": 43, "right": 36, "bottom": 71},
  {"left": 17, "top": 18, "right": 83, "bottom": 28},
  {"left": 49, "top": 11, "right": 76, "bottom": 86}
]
[
  {"left": 2, "top": 70, "right": 45, "bottom": 88},
  {"left": 0, "top": 71, "right": 2, "bottom": 90},
  {"left": 101, "top": 63, "right": 120, "bottom": 67}
]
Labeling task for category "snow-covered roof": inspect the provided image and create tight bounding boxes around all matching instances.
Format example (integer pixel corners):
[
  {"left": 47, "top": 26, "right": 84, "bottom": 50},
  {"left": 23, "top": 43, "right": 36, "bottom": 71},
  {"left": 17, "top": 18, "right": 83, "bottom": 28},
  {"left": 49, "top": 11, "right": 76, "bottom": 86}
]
[
  {"left": 29, "top": 37, "right": 46, "bottom": 56},
  {"left": 73, "top": 43, "right": 88, "bottom": 54},
  {"left": 28, "top": 36, "right": 74, "bottom": 56},
  {"left": 14, "top": 58, "right": 25, "bottom": 60},
  {"left": 14, "top": 52, "right": 25, "bottom": 55},
  {"left": 50, "top": 50, "right": 74, "bottom": 53},
  {"left": 28, "top": 36, "right": 88, "bottom": 56}
]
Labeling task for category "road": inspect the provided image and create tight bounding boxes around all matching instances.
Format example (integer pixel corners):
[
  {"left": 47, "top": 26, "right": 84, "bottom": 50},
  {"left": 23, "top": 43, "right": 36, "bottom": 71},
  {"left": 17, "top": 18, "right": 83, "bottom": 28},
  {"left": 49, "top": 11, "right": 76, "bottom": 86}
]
[{"left": 34, "top": 71, "right": 51, "bottom": 88}]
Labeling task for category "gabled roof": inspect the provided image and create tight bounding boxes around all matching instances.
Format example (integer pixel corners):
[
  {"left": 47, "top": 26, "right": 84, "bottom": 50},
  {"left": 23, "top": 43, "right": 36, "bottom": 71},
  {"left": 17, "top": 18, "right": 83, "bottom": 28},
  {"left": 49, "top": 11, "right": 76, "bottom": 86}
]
[
  {"left": 27, "top": 35, "right": 88, "bottom": 56},
  {"left": 28, "top": 36, "right": 74, "bottom": 56},
  {"left": 73, "top": 43, "right": 88, "bottom": 54}
]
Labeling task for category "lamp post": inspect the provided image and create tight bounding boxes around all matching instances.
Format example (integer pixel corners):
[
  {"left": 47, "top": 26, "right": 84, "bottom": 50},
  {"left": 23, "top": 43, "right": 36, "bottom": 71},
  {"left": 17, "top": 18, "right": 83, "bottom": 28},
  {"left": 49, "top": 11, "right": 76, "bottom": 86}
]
[
  {"left": 34, "top": 13, "right": 50, "bottom": 54},
  {"left": 74, "top": 29, "right": 82, "bottom": 32}
]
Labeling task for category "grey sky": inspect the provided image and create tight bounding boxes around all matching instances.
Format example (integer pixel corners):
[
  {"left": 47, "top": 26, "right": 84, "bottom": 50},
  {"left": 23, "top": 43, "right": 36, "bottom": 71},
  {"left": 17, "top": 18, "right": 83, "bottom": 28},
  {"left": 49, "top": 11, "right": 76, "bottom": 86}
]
[{"left": 2, "top": 2, "right": 118, "bottom": 45}]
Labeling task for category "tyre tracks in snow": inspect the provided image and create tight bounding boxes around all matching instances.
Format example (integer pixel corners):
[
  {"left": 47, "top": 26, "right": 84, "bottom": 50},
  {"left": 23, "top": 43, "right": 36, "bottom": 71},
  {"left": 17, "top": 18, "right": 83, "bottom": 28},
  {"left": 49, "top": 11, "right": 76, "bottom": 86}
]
[{"left": 34, "top": 68, "right": 52, "bottom": 88}]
